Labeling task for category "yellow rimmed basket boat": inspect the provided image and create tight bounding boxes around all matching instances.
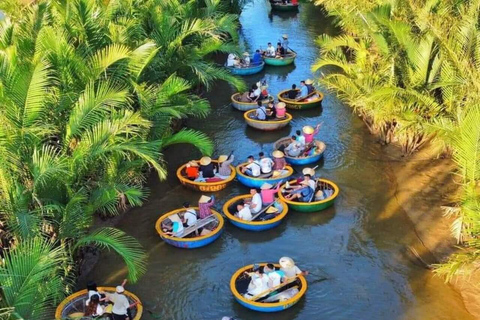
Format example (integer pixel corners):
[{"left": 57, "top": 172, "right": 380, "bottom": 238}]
[
  {"left": 244, "top": 109, "right": 292, "bottom": 131},
  {"left": 278, "top": 179, "right": 339, "bottom": 212},
  {"left": 176, "top": 160, "right": 236, "bottom": 192},
  {"left": 236, "top": 163, "right": 294, "bottom": 188},
  {"left": 155, "top": 208, "right": 224, "bottom": 249},
  {"left": 223, "top": 194, "right": 288, "bottom": 231},
  {"left": 273, "top": 137, "right": 326, "bottom": 165},
  {"left": 277, "top": 89, "right": 324, "bottom": 110},
  {"left": 55, "top": 287, "right": 143, "bottom": 320},
  {"left": 231, "top": 93, "right": 274, "bottom": 111},
  {"left": 230, "top": 263, "right": 307, "bottom": 312}
]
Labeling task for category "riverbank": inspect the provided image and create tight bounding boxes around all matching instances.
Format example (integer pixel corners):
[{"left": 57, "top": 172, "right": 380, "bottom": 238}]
[{"left": 382, "top": 142, "right": 480, "bottom": 318}]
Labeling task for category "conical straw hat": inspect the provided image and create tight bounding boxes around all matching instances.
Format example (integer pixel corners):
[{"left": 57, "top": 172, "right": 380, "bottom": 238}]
[
  {"left": 266, "top": 206, "right": 278, "bottom": 214},
  {"left": 261, "top": 183, "right": 273, "bottom": 190},
  {"left": 276, "top": 102, "right": 286, "bottom": 109},
  {"left": 188, "top": 160, "right": 199, "bottom": 167},
  {"left": 272, "top": 150, "right": 284, "bottom": 158},
  {"left": 302, "top": 167, "right": 315, "bottom": 176},
  {"left": 279, "top": 256, "right": 295, "bottom": 268},
  {"left": 199, "top": 195, "right": 211, "bottom": 203},
  {"left": 243, "top": 52, "right": 250, "bottom": 56},
  {"left": 305, "top": 79, "right": 314, "bottom": 85},
  {"left": 200, "top": 156, "right": 211, "bottom": 166},
  {"left": 282, "top": 34, "right": 288, "bottom": 39},
  {"left": 218, "top": 155, "right": 228, "bottom": 163},
  {"left": 303, "top": 126, "right": 314, "bottom": 134}
]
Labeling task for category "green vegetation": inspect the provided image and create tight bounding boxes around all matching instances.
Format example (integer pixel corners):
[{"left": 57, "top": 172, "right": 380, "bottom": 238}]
[
  {"left": 0, "top": 0, "right": 241, "bottom": 318},
  {"left": 313, "top": 0, "right": 480, "bottom": 280}
]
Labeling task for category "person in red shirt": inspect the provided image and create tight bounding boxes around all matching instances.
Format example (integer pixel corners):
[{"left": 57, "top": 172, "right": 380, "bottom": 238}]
[{"left": 185, "top": 161, "right": 199, "bottom": 180}]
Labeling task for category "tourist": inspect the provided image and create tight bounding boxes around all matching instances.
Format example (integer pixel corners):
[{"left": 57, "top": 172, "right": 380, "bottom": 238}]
[
  {"left": 244, "top": 266, "right": 269, "bottom": 299},
  {"left": 181, "top": 202, "right": 197, "bottom": 227},
  {"left": 287, "top": 84, "right": 298, "bottom": 99},
  {"left": 305, "top": 79, "right": 315, "bottom": 94},
  {"left": 264, "top": 263, "right": 286, "bottom": 287},
  {"left": 199, "top": 156, "right": 217, "bottom": 178},
  {"left": 252, "top": 49, "right": 262, "bottom": 65},
  {"left": 275, "top": 102, "right": 286, "bottom": 118},
  {"left": 227, "top": 53, "right": 236, "bottom": 67},
  {"left": 241, "top": 155, "right": 261, "bottom": 177},
  {"left": 162, "top": 218, "right": 184, "bottom": 236},
  {"left": 259, "top": 151, "right": 274, "bottom": 174},
  {"left": 254, "top": 101, "right": 267, "bottom": 120},
  {"left": 295, "top": 130, "right": 306, "bottom": 146},
  {"left": 87, "top": 281, "right": 102, "bottom": 300},
  {"left": 284, "top": 174, "right": 315, "bottom": 202},
  {"left": 217, "top": 153, "right": 234, "bottom": 178},
  {"left": 276, "top": 42, "right": 285, "bottom": 56},
  {"left": 279, "top": 257, "right": 308, "bottom": 277},
  {"left": 265, "top": 42, "right": 275, "bottom": 57},
  {"left": 104, "top": 280, "right": 140, "bottom": 320},
  {"left": 248, "top": 188, "right": 262, "bottom": 214},
  {"left": 249, "top": 84, "right": 261, "bottom": 102},
  {"left": 236, "top": 202, "right": 252, "bottom": 220},
  {"left": 266, "top": 102, "right": 276, "bottom": 119},
  {"left": 281, "top": 34, "right": 289, "bottom": 51},
  {"left": 303, "top": 124, "right": 321, "bottom": 143},
  {"left": 85, "top": 294, "right": 105, "bottom": 317},
  {"left": 185, "top": 160, "right": 199, "bottom": 180},
  {"left": 199, "top": 195, "right": 215, "bottom": 219},
  {"left": 242, "top": 52, "right": 250, "bottom": 66},
  {"left": 272, "top": 150, "right": 287, "bottom": 170},
  {"left": 261, "top": 82, "right": 269, "bottom": 98},
  {"left": 284, "top": 136, "right": 303, "bottom": 157},
  {"left": 298, "top": 80, "right": 309, "bottom": 99},
  {"left": 273, "top": 194, "right": 284, "bottom": 212},
  {"left": 260, "top": 183, "right": 281, "bottom": 205}
]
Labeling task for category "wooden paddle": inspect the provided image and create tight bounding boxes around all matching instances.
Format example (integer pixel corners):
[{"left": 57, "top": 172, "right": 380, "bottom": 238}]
[{"left": 295, "top": 91, "right": 316, "bottom": 102}]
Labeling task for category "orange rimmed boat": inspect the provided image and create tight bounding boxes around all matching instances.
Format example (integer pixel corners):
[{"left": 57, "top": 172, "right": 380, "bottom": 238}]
[
  {"left": 277, "top": 89, "right": 324, "bottom": 110},
  {"left": 244, "top": 109, "right": 292, "bottom": 131},
  {"left": 176, "top": 160, "right": 236, "bottom": 192},
  {"left": 55, "top": 287, "right": 143, "bottom": 320}
]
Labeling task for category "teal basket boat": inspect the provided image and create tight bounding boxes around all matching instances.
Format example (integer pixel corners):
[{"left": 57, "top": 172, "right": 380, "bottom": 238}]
[
  {"left": 264, "top": 52, "right": 296, "bottom": 66},
  {"left": 278, "top": 179, "right": 339, "bottom": 212}
]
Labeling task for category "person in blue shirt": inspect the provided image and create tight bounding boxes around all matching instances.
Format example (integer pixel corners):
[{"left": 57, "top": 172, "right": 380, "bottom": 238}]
[
  {"left": 162, "top": 218, "right": 184, "bottom": 236},
  {"left": 254, "top": 100, "right": 267, "bottom": 120},
  {"left": 299, "top": 80, "right": 309, "bottom": 99},
  {"left": 252, "top": 50, "right": 262, "bottom": 65}
]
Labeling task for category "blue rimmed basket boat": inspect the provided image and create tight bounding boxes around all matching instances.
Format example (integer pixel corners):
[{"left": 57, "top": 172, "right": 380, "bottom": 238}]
[
  {"left": 155, "top": 208, "right": 224, "bottom": 249},
  {"left": 230, "top": 263, "right": 307, "bottom": 312},
  {"left": 226, "top": 62, "right": 265, "bottom": 76},
  {"left": 273, "top": 137, "right": 326, "bottom": 165},
  {"left": 235, "top": 163, "right": 294, "bottom": 188},
  {"left": 222, "top": 194, "right": 288, "bottom": 231}
]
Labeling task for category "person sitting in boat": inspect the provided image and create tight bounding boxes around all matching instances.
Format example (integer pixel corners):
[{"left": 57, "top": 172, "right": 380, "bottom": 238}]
[
  {"left": 280, "top": 34, "right": 289, "bottom": 51},
  {"left": 252, "top": 49, "right": 262, "bottom": 65},
  {"left": 246, "top": 188, "right": 262, "bottom": 214},
  {"left": 284, "top": 136, "right": 304, "bottom": 157},
  {"left": 254, "top": 101, "right": 267, "bottom": 120},
  {"left": 242, "top": 52, "right": 251, "bottom": 67},
  {"left": 272, "top": 150, "right": 287, "bottom": 171},
  {"left": 265, "top": 42, "right": 276, "bottom": 57},
  {"left": 276, "top": 102, "right": 286, "bottom": 118},
  {"left": 303, "top": 123, "right": 321, "bottom": 143},
  {"left": 249, "top": 84, "right": 261, "bottom": 102},
  {"left": 266, "top": 102, "right": 276, "bottom": 119},
  {"left": 185, "top": 160, "right": 200, "bottom": 180},
  {"left": 260, "top": 183, "right": 280, "bottom": 205},
  {"left": 264, "top": 263, "right": 286, "bottom": 287},
  {"left": 85, "top": 294, "right": 105, "bottom": 318},
  {"left": 298, "top": 80, "right": 309, "bottom": 99},
  {"left": 305, "top": 79, "right": 315, "bottom": 94},
  {"left": 284, "top": 174, "right": 315, "bottom": 202},
  {"left": 242, "top": 155, "right": 261, "bottom": 177},
  {"left": 227, "top": 53, "right": 236, "bottom": 67},
  {"left": 261, "top": 82, "right": 269, "bottom": 98},
  {"left": 162, "top": 218, "right": 184, "bottom": 236},
  {"left": 279, "top": 257, "right": 309, "bottom": 277},
  {"left": 244, "top": 266, "right": 269, "bottom": 299},
  {"left": 275, "top": 42, "right": 285, "bottom": 57},
  {"left": 236, "top": 201, "right": 252, "bottom": 220},
  {"left": 287, "top": 84, "right": 298, "bottom": 99},
  {"left": 104, "top": 279, "right": 140, "bottom": 320},
  {"left": 87, "top": 281, "right": 105, "bottom": 300},
  {"left": 199, "top": 195, "right": 215, "bottom": 219},
  {"left": 217, "top": 152, "right": 234, "bottom": 178},
  {"left": 315, "top": 188, "right": 334, "bottom": 201},
  {"left": 259, "top": 152, "right": 274, "bottom": 174},
  {"left": 295, "top": 130, "right": 306, "bottom": 147},
  {"left": 181, "top": 202, "right": 197, "bottom": 228},
  {"left": 199, "top": 157, "right": 217, "bottom": 179}
]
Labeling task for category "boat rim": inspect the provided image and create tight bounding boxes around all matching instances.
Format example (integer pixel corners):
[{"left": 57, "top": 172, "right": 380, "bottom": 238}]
[
  {"left": 222, "top": 194, "right": 288, "bottom": 225},
  {"left": 55, "top": 287, "right": 143, "bottom": 320},
  {"left": 278, "top": 179, "right": 340, "bottom": 206},
  {"left": 277, "top": 89, "right": 324, "bottom": 105},
  {"left": 264, "top": 52, "right": 297, "bottom": 60},
  {"left": 231, "top": 93, "right": 273, "bottom": 106},
  {"left": 230, "top": 263, "right": 307, "bottom": 308},
  {"left": 155, "top": 208, "right": 224, "bottom": 242},
  {"left": 225, "top": 61, "right": 265, "bottom": 69},
  {"left": 273, "top": 138, "right": 326, "bottom": 160},
  {"left": 244, "top": 109, "right": 292, "bottom": 124},
  {"left": 176, "top": 160, "right": 236, "bottom": 187},
  {"left": 235, "top": 163, "right": 294, "bottom": 181}
]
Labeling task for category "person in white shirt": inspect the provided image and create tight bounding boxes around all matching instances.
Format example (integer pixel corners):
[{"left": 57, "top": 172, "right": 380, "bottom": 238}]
[
  {"left": 248, "top": 189, "right": 263, "bottom": 214},
  {"left": 242, "top": 155, "right": 261, "bottom": 177},
  {"left": 265, "top": 42, "right": 275, "bottom": 57},
  {"left": 236, "top": 202, "right": 252, "bottom": 220},
  {"left": 244, "top": 267, "right": 270, "bottom": 299},
  {"left": 295, "top": 130, "right": 306, "bottom": 146},
  {"left": 181, "top": 202, "right": 197, "bottom": 227},
  {"left": 227, "top": 53, "right": 236, "bottom": 67},
  {"left": 258, "top": 152, "right": 274, "bottom": 174},
  {"left": 104, "top": 280, "right": 140, "bottom": 320},
  {"left": 263, "top": 263, "right": 286, "bottom": 287},
  {"left": 85, "top": 294, "right": 105, "bottom": 317},
  {"left": 242, "top": 52, "right": 250, "bottom": 66},
  {"left": 279, "top": 257, "right": 308, "bottom": 278}
]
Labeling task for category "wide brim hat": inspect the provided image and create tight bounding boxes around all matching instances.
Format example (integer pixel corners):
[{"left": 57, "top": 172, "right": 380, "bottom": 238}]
[
  {"left": 199, "top": 195, "right": 211, "bottom": 203},
  {"left": 272, "top": 150, "right": 284, "bottom": 158},
  {"left": 243, "top": 52, "right": 250, "bottom": 56},
  {"left": 218, "top": 155, "right": 228, "bottom": 163},
  {"left": 279, "top": 256, "right": 295, "bottom": 268},
  {"left": 276, "top": 102, "right": 286, "bottom": 109},
  {"left": 188, "top": 160, "right": 199, "bottom": 167},
  {"left": 305, "top": 79, "right": 314, "bottom": 85},
  {"left": 272, "top": 170, "right": 282, "bottom": 178},
  {"left": 303, "top": 125, "right": 314, "bottom": 134},
  {"left": 266, "top": 206, "right": 278, "bottom": 214},
  {"left": 282, "top": 34, "right": 288, "bottom": 39},
  {"left": 261, "top": 183, "right": 273, "bottom": 190},
  {"left": 116, "top": 286, "right": 125, "bottom": 293},
  {"left": 302, "top": 167, "right": 315, "bottom": 176},
  {"left": 200, "top": 156, "right": 211, "bottom": 166}
]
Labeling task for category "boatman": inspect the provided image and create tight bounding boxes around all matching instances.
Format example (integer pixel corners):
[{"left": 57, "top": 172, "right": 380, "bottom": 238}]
[{"left": 280, "top": 34, "right": 289, "bottom": 51}]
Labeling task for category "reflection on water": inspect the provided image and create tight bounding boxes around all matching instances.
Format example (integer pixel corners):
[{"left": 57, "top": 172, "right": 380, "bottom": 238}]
[{"left": 87, "top": 1, "right": 474, "bottom": 319}]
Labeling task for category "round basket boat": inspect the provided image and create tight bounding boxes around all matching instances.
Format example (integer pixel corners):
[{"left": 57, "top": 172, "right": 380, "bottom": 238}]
[
  {"left": 273, "top": 137, "right": 326, "bottom": 166},
  {"left": 55, "top": 287, "right": 143, "bottom": 320},
  {"left": 264, "top": 53, "right": 296, "bottom": 66},
  {"left": 244, "top": 109, "right": 292, "bottom": 131},
  {"left": 231, "top": 93, "right": 274, "bottom": 111},
  {"left": 223, "top": 195, "right": 289, "bottom": 231},
  {"left": 176, "top": 160, "right": 236, "bottom": 192},
  {"left": 225, "top": 62, "right": 265, "bottom": 76},
  {"left": 236, "top": 164, "right": 294, "bottom": 188},
  {"left": 230, "top": 263, "right": 307, "bottom": 312},
  {"left": 271, "top": 2, "right": 299, "bottom": 11},
  {"left": 155, "top": 208, "right": 224, "bottom": 249},
  {"left": 278, "top": 179, "right": 339, "bottom": 212},
  {"left": 277, "top": 89, "right": 323, "bottom": 110}
]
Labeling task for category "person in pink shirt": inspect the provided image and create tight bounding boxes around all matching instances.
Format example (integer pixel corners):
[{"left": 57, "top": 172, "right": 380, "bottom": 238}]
[
  {"left": 302, "top": 123, "right": 322, "bottom": 143},
  {"left": 260, "top": 183, "right": 281, "bottom": 205},
  {"left": 198, "top": 195, "right": 215, "bottom": 219}
]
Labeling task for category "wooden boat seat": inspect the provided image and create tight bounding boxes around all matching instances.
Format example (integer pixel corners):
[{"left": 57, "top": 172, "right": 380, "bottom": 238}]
[{"left": 176, "top": 215, "right": 217, "bottom": 238}]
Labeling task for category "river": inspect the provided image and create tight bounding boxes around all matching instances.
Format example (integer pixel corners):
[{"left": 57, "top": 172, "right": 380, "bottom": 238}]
[{"left": 87, "top": 1, "right": 474, "bottom": 319}]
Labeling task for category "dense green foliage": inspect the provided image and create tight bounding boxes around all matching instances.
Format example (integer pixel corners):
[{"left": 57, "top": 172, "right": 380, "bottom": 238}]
[
  {"left": 314, "top": 0, "right": 480, "bottom": 280},
  {"left": 0, "top": 0, "right": 241, "bottom": 318}
]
